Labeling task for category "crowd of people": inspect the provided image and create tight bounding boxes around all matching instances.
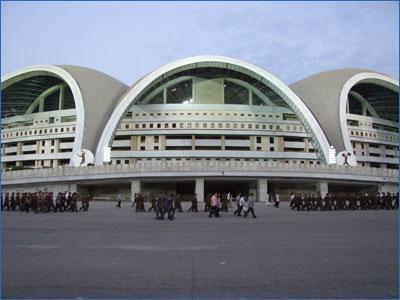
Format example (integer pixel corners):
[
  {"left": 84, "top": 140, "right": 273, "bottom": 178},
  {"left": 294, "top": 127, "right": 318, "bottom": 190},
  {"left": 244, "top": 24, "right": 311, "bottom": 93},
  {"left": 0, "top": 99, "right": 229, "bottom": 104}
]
[
  {"left": 289, "top": 192, "right": 399, "bottom": 211},
  {"left": 4, "top": 189, "right": 397, "bottom": 216},
  {"left": 126, "top": 191, "right": 257, "bottom": 220},
  {"left": 1, "top": 191, "right": 90, "bottom": 213}
]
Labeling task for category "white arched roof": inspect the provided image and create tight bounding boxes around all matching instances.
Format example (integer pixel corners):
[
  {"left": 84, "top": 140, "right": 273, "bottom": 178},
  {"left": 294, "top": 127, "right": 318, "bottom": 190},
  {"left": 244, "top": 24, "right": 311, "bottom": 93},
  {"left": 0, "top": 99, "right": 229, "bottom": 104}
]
[
  {"left": 2, "top": 65, "right": 128, "bottom": 166},
  {"left": 291, "top": 69, "right": 399, "bottom": 162},
  {"left": 95, "top": 55, "right": 332, "bottom": 165},
  {"left": 339, "top": 73, "right": 398, "bottom": 154}
]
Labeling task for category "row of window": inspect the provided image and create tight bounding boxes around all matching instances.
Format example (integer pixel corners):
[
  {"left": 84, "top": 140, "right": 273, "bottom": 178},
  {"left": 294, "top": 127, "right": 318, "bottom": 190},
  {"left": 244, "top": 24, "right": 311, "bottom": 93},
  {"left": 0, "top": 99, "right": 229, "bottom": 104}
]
[
  {"left": 126, "top": 146, "right": 282, "bottom": 152},
  {"left": 2, "top": 115, "right": 76, "bottom": 129},
  {"left": 353, "top": 150, "right": 398, "bottom": 159},
  {"left": 2, "top": 126, "right": 76, "bottom": 139},
  {"left": 127, "top": 111, "right": 292, "bottom": 119},
  {"left": 111, "top": 158, "right": 320, "bottom": 165},
  {"left": 120, "top": 122, "right": 304, "bottom": 131},
  {"left": 349, "top": 129, "right": 397, "bottom": 142},
  {"left": 353, "top": 142, "right": 399, "bottom": 151}
]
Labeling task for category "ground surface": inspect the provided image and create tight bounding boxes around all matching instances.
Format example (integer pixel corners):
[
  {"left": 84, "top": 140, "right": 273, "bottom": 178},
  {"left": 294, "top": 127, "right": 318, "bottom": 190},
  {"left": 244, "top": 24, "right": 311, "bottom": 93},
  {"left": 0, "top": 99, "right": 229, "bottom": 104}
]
[{"left": 2, "top": 201, "right": 398, "bottom": 299}]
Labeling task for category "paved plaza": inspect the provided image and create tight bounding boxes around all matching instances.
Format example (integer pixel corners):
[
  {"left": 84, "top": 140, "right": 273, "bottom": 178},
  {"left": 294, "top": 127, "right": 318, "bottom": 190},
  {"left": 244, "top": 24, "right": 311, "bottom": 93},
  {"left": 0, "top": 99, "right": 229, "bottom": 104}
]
[{"left": 2, "top": 201, "right": 398, "bottom": 299}]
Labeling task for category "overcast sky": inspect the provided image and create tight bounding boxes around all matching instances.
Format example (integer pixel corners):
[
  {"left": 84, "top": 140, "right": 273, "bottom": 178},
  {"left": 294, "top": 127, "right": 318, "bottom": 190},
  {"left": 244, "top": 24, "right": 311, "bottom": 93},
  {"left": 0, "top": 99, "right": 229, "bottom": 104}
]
[{"left": 1, "top": 1, "right": 398, "bottom": 85}]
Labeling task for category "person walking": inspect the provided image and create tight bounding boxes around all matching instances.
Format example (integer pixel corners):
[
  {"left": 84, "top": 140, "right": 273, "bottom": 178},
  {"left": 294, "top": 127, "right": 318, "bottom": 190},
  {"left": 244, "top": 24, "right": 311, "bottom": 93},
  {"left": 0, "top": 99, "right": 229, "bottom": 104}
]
[
  {"left": 188, "top": 193, "right": 198, "bottom": 212},
  {"left": 148, "top": 193, "right": 156, "bottom": 212},
  {"left": 174, "top": 193, "right": 183, "bottom": 212},
  {"left": 234, "top": 193, "right": 245, "bottom": 216},
  {"left": 116, "top": 193, "right": 122, "bottom": 208},
  {"left": 167, "top": 193, "right": 175, "bottom": 220},
  {"left": 244, "top": 193, "right": 257, "bottom": 218},
  {"left": 216, "top": 194, "right": 221, "bottom": 217},
  {"left": 234, "top": 193, "right": 241, "bottom": 215},
  {"left": 273, "top": 192, "right": 280, "bottom": 208},
  {"left": 155, "top": 192, "right": 164, "bottom": 220},
  {"left": 208, "top": 193, "right": 218, "bottom": 218}
]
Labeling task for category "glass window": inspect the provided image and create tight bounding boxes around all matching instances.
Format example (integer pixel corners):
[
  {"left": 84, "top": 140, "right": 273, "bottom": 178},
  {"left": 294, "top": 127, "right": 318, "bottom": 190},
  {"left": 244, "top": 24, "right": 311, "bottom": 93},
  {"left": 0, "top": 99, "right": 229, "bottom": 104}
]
[
  {"left": 148, "top": 91, "right": 164, "bottom": 104},
  {"left": 224, "top": 80, "right": 249, "bottom": 105},
  {"left": 252, "top": 92, "right": 265, "bottom": 105},
  {"left": 43, "top": 90, "right": 61, "bottom": 112},
  {"left": 166, "top": 80, "right": 193, "bottom": 104}
]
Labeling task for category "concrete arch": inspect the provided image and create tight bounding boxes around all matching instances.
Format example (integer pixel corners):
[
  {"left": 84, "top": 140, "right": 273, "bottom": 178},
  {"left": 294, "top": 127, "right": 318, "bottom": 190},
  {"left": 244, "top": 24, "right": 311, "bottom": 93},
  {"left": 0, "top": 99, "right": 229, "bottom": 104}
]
[
  {"left": 1, "top": 65, "right": 85, "bottom": 166},
  {"left": 339, "top": 73, "right": 399, "bottom": 156},
  {"left": 25, "top": 83, "right": 67, "bottom": 114},
  {"left": 95, "top": 56, "right": 331, "bottom": 165},
  {"left": 348, "top": 91, "right": 379, "bottom": 118}
]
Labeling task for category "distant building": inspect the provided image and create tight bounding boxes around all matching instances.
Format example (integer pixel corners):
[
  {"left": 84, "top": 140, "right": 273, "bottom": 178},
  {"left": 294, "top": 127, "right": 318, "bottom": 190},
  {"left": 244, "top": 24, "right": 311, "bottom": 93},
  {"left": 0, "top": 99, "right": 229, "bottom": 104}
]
[{"left": 1, "top": 56, "right": 398, "bottom": 201}]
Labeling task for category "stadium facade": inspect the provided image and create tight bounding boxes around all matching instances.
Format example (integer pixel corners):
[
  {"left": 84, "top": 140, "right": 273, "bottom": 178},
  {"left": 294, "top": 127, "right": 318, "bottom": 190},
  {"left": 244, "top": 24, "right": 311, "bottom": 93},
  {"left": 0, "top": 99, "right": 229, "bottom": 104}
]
[{"left": 1, "top": 56, "right": 398, "bottom": 201}]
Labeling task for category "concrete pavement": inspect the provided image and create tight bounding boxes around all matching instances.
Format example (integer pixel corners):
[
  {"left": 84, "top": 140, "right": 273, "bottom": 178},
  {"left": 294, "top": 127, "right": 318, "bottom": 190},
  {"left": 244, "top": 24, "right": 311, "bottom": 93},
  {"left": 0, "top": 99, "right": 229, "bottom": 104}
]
[{"left": 2, "top": 201, "right": 398, "bottom": 298}]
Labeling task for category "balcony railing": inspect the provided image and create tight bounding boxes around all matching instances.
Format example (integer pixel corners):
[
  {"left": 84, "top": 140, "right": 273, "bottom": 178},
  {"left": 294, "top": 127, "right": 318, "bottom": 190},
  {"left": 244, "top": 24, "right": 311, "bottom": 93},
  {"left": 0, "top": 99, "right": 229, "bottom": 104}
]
[{"left": 1, "top": 160, "right": 398, "bottom": 184}]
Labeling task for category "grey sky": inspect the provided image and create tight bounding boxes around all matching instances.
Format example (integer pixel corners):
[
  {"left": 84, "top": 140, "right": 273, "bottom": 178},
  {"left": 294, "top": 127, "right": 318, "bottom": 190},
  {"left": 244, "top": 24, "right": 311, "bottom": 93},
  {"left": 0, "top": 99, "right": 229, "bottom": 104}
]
[{"left": 1, "top": 1, "right": 398, "bottom": 85}]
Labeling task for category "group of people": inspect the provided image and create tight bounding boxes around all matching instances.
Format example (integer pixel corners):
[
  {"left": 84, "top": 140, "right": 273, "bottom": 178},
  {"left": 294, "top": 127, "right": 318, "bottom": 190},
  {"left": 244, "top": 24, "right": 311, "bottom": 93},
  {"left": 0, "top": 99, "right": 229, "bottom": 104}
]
[
  {"left": 267, "top": 192, "right": 281, "bottom": 208},
  {"left": 153, "top": 192, "right": 179, "bottom": 221},
  {"left": 1, "top": 191, "right": 90, "bottom": 213},
  {"left": 289, "top": 192, "right": 399, "bottom": 211},
  {"left": 124, "top": 191, "right": 258, "bottom": 219},
  {"left": 128, "top": 192, "right": 184, "bottom": 214}
]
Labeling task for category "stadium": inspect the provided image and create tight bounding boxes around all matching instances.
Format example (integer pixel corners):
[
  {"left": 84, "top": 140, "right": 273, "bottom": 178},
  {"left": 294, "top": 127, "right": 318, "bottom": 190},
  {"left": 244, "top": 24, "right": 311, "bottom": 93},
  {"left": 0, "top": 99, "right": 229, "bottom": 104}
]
[{"left": 1, "top": 56, "right": 398, "bottom": 202}]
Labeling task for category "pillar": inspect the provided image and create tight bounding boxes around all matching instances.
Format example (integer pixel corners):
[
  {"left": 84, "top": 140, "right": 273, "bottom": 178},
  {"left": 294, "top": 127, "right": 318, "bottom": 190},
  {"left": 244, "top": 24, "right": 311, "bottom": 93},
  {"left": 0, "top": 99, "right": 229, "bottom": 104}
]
[
  {"left": 163, "top": 87, "right": 167, "bottom": 104},
  {"left": 303, "top": 137, "right": 309, "bottom": 152},
  {"left": 316, "top": 181, "right": 328, "bottom": 198},
  {"left": 58, "top": 85, "right": 65, "bottom": 110},
  {"left": 131, "top": 180, "right": 141, "bottom": 202},
  {"left": 39, "top": 96, "right": 45, "bottom": 112},
  {"left": 250, "top": 136, "right": 256, "bottom": 151},
  {"left": 361, "top": 102, "right": 367, "bottom": 116},
  {"left": 195, "top": 178, "right": 204, "bottom": 202},
  {"left": 257, "top": 178, "right": 268, "bottom": 202},
  {"left": 191, "top": 135, "right": 196, "bottom": 150}
]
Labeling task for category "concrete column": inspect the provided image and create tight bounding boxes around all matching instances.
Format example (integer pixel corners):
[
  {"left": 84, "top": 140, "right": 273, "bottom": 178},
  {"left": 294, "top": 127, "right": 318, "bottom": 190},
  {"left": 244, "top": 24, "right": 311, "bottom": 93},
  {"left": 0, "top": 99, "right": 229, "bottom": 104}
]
[
  {"left": 191, "top": 135, "right": 196, "bottom": 150},
  {"left": 16, "top": 141, "right": 23, "bottom": 166},
  {"left": 131, "top": 136, "right": 138, "bottom": 151},
  {"left": 160, "top": 135, "right": 166, "bottom": 150},
  {"left": 59, "top": 85, "right": 65, "bottom": 110},
  {"left": 303, "top": 138, "right": 309, "bottom": 152},
  {"left": 257, "top": 178, "right": 268, "bottom": 202},
  {"left": 248, "top": 89, "right": 252, "bottom": 105},
  {"left": 131, "top": 180, "right": 141, "bottom": 202},
  {"left": 276, "top": 137, "right": 284, "bottom": 152},
  {"left": 195, "top": 178, "right": 204, "bottom": 202},
  {"left": 261, "top": 136, "right": 268, "bottom": 151},
  {"left": 316, "top": 181, "right": 328, "bottom": 198},
  {"left": 145, "top": 136, "right": 154, "bottom": 151},
  {"left": 39, "top": 97, "right": 45, "bottom": 112},
  {"left": 361, "top": 102, "right": 367, "bottom": 116},
  {"left": 250, "top": 136, "right": 256, "bottom": 151}
]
